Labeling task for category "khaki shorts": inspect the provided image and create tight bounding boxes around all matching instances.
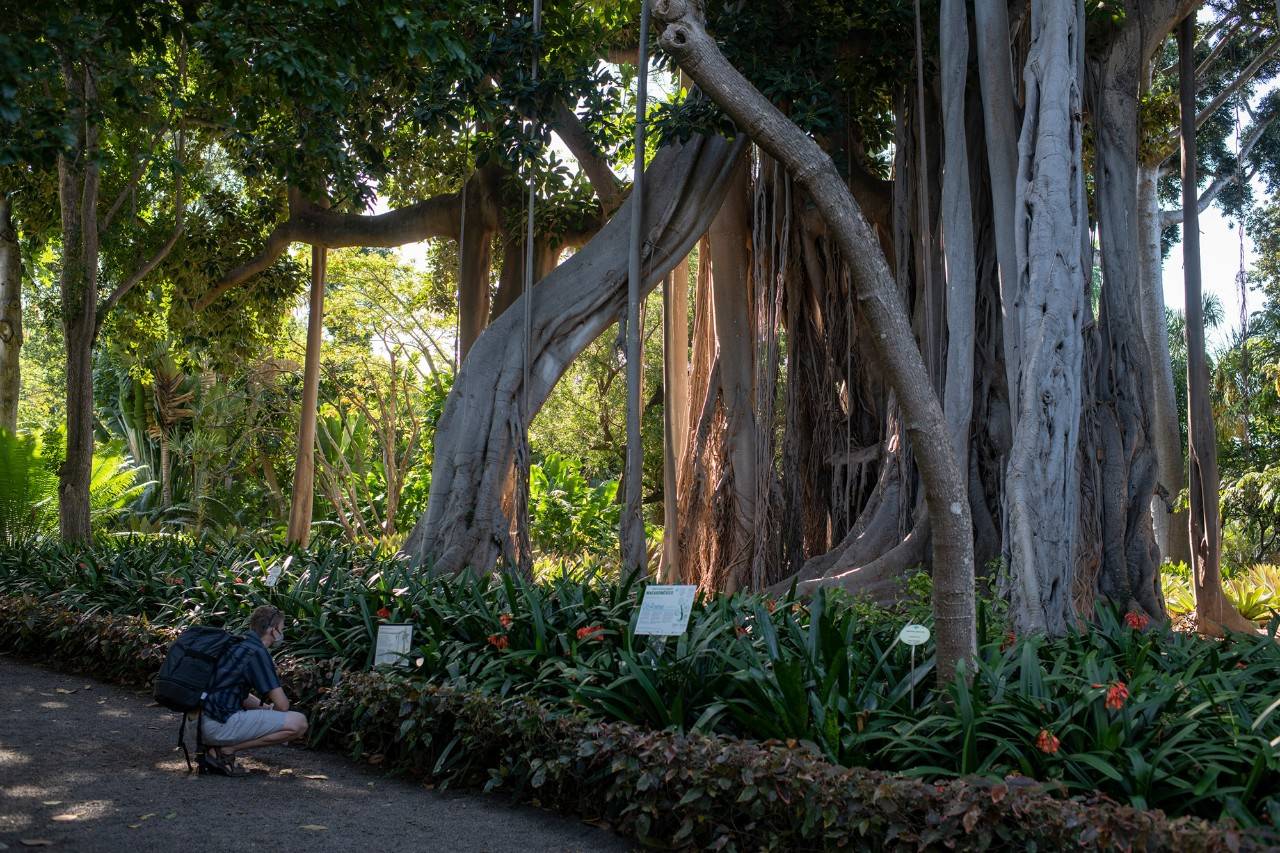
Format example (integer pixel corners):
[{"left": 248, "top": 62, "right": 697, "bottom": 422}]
[{"left": 200, "top": 709, "right": 289, "bottom": 746}]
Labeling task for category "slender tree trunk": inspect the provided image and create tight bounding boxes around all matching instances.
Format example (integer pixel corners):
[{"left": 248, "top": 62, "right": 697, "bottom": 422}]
[
  {"left": 56, "top": 62, "right": 101, "bottom": 544},
  {"left": 0, "top": 195, "right": 20, "bottom": 433},
  {"left": 940, "top": 0, "right": 976, "bottom": 473},
  {"left": 287, "top": 245, "right": 327, "bottom": 546},
  {"left": 659, "top": 259, "right": 690, "bottom": 583},
  {"left": 159, "top": 438, "right": 172, "bottom": 509},
  {"left": 1138, "top": 163, "right": 1192, "bottom": 566},
  {"left": 1179, "top": 18, "right": 1252, "bottom": 635},
  {"left": 708, "top": 157, "right": 756, "bottom": 591},
  {"left": 1004, "top": 0, "right": 1087, "bottom": 634},
  {"left": 973, "top": 0, "right": 1021, "bottom": 415},
  {"left": 621, "top": 4, "right": 652, "bottom": 577},
  {"left": 651, "top": 0, "right": 974, "bottom": 682}
]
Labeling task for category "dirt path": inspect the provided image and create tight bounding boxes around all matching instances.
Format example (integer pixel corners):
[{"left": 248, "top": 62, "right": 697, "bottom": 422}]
[{"left": 0, "top": 657, "right": 628, "bottom": 853}]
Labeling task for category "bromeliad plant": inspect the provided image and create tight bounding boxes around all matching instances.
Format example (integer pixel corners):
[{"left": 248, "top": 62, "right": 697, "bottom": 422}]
[{"left": 2, "top": 538, "right": 1280, "bottom": 827}]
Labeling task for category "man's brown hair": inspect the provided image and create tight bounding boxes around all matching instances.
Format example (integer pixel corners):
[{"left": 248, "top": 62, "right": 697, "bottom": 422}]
[{"left": 249, "top": 605, "right": 283, "bottom": 637}]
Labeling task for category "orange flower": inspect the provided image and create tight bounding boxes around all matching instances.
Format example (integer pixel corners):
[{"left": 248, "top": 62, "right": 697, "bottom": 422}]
[
  {"left": 1123, "top": 610, "right": 1150, "bottom": 630},
  {"left": 499, "top": 613, "right": 513, "bottom": 629},
  {"left": 1036, "top": 729, "right": 1060, "bottom": 754},
  {"left": 735, "top": 626, "right": 749, "bottom": 637},
  {"left": 576, "top": 625, "right": 604, "bottom": 642},
  {"left": 376, "top": 606, "right": 391, "bottom": 619},
  {"left": 764, "top": 598, "right": 777, "bottom": 613},
  {"left": 1000, "top": 631, "right": 1017, "bottom": 652},
  {"left": 487, "top": 633, "right": 509, "bottom": 650},
  {"left": 1105, "top": 681, "right": 1129, "bottom": 711},
  {"left": 235, "top": 577, "right": 245, "bottom": 584}
]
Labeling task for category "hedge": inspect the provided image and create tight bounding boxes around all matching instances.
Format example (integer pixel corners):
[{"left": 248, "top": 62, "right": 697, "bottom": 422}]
[{"left": 1, "top": 595, "right": 1274, "bottom": 852}]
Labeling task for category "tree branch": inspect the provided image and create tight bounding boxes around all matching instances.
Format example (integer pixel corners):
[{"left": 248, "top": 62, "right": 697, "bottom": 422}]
[
  {"left": 196, "top": 186, "right": 466, "bottom": 311},
  {"left": 1160, "top": 107, "right": 1278, "bottom": 228},
  {"left": 551, "top": 100, "right": 624, "bottom": 211}
]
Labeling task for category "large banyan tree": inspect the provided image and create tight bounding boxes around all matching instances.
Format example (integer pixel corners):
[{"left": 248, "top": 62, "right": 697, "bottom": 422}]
[{"left": 13, "top": 0, "right": 1274, "bottom": 667}]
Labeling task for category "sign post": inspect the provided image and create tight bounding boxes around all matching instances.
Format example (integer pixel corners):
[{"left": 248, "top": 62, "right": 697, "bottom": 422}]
[
  {"left": 373, "top": 623, "right": 414, "bottom": 668},
  {"left": 898, "top": 623, "right": 931, "bottom": 710}
]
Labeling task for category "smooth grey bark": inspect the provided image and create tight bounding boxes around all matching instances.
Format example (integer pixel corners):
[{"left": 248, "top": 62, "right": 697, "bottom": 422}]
[
  {"left": 0, "top": 195, "right": 20, "bottom": 433},
  {"left": 403, "top": 135, "right": 747, "bottom": 575},
  {"left": 1005, "top": 0, "right": 1087, "bottom": 635},
  {"left": 940, "top": 0, "right": 977, "bottom": 474},
  {"left": 286, "top": 246, "right": 327, "bottom": 547},
  {"left": 973, "top": 0, "right": 1022, "bottom": 415},
  {"left": 621, "top": 3, "right": 651, "bottom": 577},
  {"left": 1178, "top": 17, "right": 1253, "bottom": 635},
  {"left": 1138, "top": 163, "right": 1191, "bottom": 566},
  {"left": 650, "top": 0, "right": 974, "bottom": 682}
]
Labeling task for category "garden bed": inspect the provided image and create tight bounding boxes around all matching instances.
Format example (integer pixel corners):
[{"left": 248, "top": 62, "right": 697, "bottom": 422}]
[{"left": 1, "top": 591, "right": 1276, "bottom": 851}]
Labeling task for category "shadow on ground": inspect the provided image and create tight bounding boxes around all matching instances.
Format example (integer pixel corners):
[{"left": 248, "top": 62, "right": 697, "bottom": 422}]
[{"left": 0, "top": 656, "right": 628, "bottom": 852}]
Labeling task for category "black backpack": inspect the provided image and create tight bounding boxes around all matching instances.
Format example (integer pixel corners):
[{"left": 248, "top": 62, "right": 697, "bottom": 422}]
[{"left": 154, "top": 626, "right": 242, "bottom": 770}]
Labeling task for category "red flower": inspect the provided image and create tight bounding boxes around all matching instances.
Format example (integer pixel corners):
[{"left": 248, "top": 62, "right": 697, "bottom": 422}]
[
  {"left": 1000, "top": 631, "right": 1017, "bottom": 652},
  {"left": 764, "top": 598, "right": 777, "bottom": 614},
  {"left": 576, "top": 625, "right": 604, "bottom": 642},
  {"left": 1105, "top": 681, "right": 1129, "bottom": 711},
  {"left": 376, "top": 606, "right": 391, "bottom": 619},
  {"left": 499, "top": 613, "right": 513, "bottom": 629},
  {"left": 1036, "top": 729, "right": 1060, "bottom": 754},
  {"left": 487, "top": 633, "right": 509, "bottom": 650},
  {"left": 735, "top": 626, "right": 749, "bottom": 637},
  {"left": 235, "top": 577, "right": 245, "bottom": 584},
  {"left": 1123, "top": 610, "right": 1150, "bottom": 630}
]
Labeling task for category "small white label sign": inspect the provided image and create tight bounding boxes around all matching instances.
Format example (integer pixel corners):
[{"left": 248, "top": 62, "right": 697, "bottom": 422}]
[
  {"left": 373, "top": 623, "right": 414, "bottom": 667},
  {"left": 899, "top": 624, "right": 931, "bottom": 646},
  {"left": 634, "top": 585, "right": 697, "bottom": 636},
  {"left": 264, "top": 555, "right": 292, "bottom": 589}
]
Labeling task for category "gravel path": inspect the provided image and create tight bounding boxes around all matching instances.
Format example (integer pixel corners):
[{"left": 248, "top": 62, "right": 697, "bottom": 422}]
[{"left": 0, "top": 656, "right": 627, "bottom": 852}]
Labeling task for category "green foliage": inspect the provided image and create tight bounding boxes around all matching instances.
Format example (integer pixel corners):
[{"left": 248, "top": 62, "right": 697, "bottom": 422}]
[
  {"left": 5, "top": 540, "right": 1280, "bottom": 827},
  {"left": 528, "top": 453, "right": 619, "bottom": 565},
  {"left": 1163, "top": 562, "right": 1280, "bottom": 622},
  {"left": 0, "top": 430, "right": 148, "bottom": 544},
  {"left": 3, "top": 596, "right": 1263, "bottom": 852}
]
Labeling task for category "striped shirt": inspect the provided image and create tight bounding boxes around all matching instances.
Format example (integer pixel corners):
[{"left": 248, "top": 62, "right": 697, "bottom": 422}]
[{"left": 202, "top": 633, "right": 281, "bottom": 723}]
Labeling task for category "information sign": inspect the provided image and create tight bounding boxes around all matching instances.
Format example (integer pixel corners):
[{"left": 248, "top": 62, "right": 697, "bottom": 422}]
[
  {"left": 634, "top": 585, "right": 697, "bottom": 636},
  {"left": 373, "top": 623, "right": 414, "bottom": 668}
]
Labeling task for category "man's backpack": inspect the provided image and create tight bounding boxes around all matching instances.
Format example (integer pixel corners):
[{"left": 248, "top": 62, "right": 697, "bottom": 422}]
[{"left": 154, "top": 626, "right": 242, "bottom": 770}]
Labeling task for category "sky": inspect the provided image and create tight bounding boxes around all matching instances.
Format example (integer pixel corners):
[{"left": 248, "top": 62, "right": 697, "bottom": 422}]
[{"left": 1163, "top": 203, "right": 1258, "bottom": 352}]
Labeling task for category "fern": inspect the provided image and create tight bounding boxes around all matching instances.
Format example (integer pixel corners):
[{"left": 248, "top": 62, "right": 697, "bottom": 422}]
[{"left": 0, "top": 429, "right": 58, "bottom": 545}]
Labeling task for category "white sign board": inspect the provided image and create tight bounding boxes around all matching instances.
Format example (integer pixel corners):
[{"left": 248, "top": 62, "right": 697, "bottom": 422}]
[
  {"left": 373, "top": 623, "right": 414, "bottom": 668},
  {"left": 634, "top": 585, "right": 697, "bottom": 636},
  {"left": 899, "top": 624, "right": 931, "bottom": 646},
  {"left": 264, "top": 555, "right": 292, "bottom": 589}
]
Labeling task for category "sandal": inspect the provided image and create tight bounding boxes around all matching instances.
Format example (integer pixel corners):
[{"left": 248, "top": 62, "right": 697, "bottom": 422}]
[{"left": 198, "top": 748, "right": 248, "bottom": 777}]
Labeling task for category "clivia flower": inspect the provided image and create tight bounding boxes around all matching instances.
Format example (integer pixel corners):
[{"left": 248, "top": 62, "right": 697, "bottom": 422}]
[
  {"left": 1105, "top": 681, "right": 1130, "bottom": 711},
  {"left": 235, "top": 577, "right": 245, "bottom": 584},
  {"left": 487, "top": 633, "right": 509, "bottom": 650},
  {"left": 1036, "top": 729, "right": 1061, "bottom": 755},
  {"left": 735, "top": 626, "right": 749, "bottom": 638},
  {"left": 1000, "top": 631, "right": 1017, "bottom": 652},
  {"left": 1123, "top": 610, "right": 1150, "bottom": 630},
  {"left": 376, "top": 606, "right": 391, "bottom": 619},
  {"left": 499, "top": 613, "right": 513, "bottom": 629},
  {"left": 576, "top": 625, "right": 604, "bottom": 642}
]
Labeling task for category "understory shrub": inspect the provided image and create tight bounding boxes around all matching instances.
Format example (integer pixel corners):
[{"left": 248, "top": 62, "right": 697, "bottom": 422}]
[
  {"left": 2, "top": 539, "right": 1280, "bottom": 829},
  {"left": 0, "top": 594, "right": 1272, "bottom": 852}
]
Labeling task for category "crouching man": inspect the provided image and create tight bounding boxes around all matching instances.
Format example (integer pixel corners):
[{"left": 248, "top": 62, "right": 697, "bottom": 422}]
[{"left": 199, "top": 605, "right": 308, "bottom": 777}]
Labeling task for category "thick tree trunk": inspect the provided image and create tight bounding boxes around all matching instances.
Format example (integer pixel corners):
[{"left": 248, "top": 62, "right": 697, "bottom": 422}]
[
  {"left": 403, "top": 135, "right": 747, "bottom": 575},
  {"left": 1004, "top": 0, "right": 1087, "bottom": 634},
  {"left": 1178, "top": 18, "right": 1252, "bottom": 635},
  {"left": 286, "top": 245, "right": 327, "bottom": 546},
  {"left": 56, "top": 64, "right": 101, "bottom": 544},
  {"left": 658, "top": 258, "right": 690, "bottom": 583},
  {"left": 1138, "top": 163, "right": 1191, "bottom": 566},
  {"left": 651, "top": 0, "right": 974, "bottom": 682},
  {"left": 1084, "top": 7, "right": 1164, "bottom": 621},
  {"left": 0, "top": 195, "right": 20, "bottom": 433}
]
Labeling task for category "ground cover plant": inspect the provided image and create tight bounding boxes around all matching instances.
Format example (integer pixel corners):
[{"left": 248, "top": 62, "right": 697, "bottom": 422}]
[{"left": 3, "top": 539, "right": 1279, "bottom": 831}]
